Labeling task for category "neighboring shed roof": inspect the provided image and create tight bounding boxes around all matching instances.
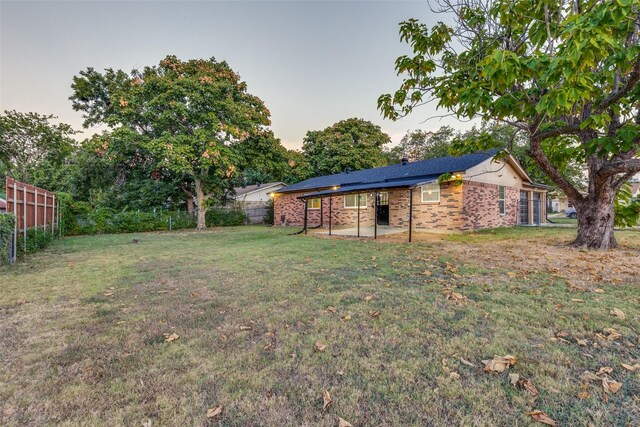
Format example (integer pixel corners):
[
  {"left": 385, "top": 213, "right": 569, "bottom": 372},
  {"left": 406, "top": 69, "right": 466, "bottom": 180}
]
[
  {"left": 278, "top": 149, "right": 502, "bottom": 194},
  {"left": 233, "top": 182, "right": 285, "bottom": 197}
]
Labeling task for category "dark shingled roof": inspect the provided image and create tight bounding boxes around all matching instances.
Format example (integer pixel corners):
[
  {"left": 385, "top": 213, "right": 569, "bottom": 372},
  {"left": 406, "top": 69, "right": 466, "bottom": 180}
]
[{"left": 278, "top": 149, "right": 501, "bottom": 194}]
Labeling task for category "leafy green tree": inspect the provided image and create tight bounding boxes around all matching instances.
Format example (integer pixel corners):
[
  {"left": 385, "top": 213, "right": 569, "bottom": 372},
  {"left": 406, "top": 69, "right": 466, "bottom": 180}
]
[
  {"left": 71, "top": 55, "right": 270, "bottom": 229},
  {"left": 0, "top": 110, "right": 76, "bottom": 183},
  {"left": 389, "top": 126, "right": 456, "bottom": 162},
  {"left": 283, "top": 149, "right": 314, "bottom": 183},
  {"left": 379, "top": 0, "right": 640, "bottom": 248},
  {"left": 302, "top": 118, "right": 391, "bottom": 176},
  {"left": 231, "top": 129, "right": 290, "bottom": 186},
  {"left": 450, "top": 123, "right": 586, "bottom": 189}
]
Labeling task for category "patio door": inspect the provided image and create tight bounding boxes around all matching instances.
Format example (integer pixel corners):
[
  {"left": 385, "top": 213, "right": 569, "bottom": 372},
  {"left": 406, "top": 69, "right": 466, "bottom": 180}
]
[
  {"left": 532, "top": 192, "right": 541, "bottom": 225},
  {"left": 519, "top": 191, "right": 529, "bottom": 224},
  {"left": 376, "top": 192, "right": 389, "bottom": 225}
]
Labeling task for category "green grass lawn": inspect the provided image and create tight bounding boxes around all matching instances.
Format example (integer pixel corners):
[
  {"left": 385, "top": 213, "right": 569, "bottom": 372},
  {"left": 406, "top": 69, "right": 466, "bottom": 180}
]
[{"left": 1, "top": 226, "right": 638, "bottom": 426}]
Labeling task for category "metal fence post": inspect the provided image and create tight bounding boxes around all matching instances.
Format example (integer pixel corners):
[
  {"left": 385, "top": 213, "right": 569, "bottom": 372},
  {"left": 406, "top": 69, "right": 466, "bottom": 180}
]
[
  {"left": 34, "top": 189, "right": 38, "bottom": 231},
  {"left": 12, "top": 181, "right": 17, "bottom": 262},
  {"left": 23, "top": 185, "right": 27, "bottom": 253},
  {"left": 51, "top": 195, "right": 56, "bottom": 237}
]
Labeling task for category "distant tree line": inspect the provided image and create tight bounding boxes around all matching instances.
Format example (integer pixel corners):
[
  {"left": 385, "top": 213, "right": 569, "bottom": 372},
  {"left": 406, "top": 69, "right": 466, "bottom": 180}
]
[{"left": 0, "top": 55, "right": 585, "bottom": 230}]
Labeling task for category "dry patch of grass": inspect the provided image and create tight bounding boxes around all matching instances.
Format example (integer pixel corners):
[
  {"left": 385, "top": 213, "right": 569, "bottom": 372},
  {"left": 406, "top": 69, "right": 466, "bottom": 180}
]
[{"left": 1, "top": 226, "right": 638, "bottom": 426}]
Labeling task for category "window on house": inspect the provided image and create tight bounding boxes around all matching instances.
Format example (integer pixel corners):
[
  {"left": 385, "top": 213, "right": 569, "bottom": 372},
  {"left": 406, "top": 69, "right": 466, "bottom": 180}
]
[
  {"left": 378, "top": 192, "right": 389, "bottom": 206},
  {"left": 344, "top": 193, "right": 367, "bottom": 208},
  {"left": 307, "top": 198, "right": 321, "bottom": 209},
  {"left": 498, "top": 186, "right": 506, "bottom": 215},
  {"left": 421, "top": 184, "right": 440, "bottom": 203}
]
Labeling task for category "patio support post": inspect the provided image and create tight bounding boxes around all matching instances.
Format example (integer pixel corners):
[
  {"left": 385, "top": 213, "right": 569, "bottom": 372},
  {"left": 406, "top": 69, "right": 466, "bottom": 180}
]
[
  {"left": 303, "top": 199, "right": 308, "bottom": 235},
  {"left": 357, "top": 194, "right": 360, "bottom": 238},
  {"left": 329, "top": 197, "right": 332, "bottom": 236},
  {"left": 320, "top": 198, "right": 323, "bottom": 227},
  {"left": 374, "top": 191, "right": 378, "bottom": 239},
  {"left": 408, "top": 188, "right": 413, "bottom": 243}
]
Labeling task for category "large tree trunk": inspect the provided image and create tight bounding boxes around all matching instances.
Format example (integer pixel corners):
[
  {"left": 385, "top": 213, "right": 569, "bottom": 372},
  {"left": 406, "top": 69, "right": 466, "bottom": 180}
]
[
  {"left": 194, "top": 178, "right": 207, "bottom": 231},
  {"left": 186, "top": 197, "right": 194, "bottom": 216},
  {"left": 571, "top": 194, "right": 617, "bottom": 249},
  {"left": 529, "top": 131, "right": 625, "bottom": 250}
]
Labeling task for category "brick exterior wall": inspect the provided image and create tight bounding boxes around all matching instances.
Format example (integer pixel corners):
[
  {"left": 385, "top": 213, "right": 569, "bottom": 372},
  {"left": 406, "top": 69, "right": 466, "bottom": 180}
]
[
  {"left": 273, "top": 192, "right": 375, "bottom": 227},
  {"left": 389, "top": 183, "right": 466, "bottom": 232},
  {"left": 273, "top": 181, "right": 540, "bottom": 232},
  {"left": 462, "top": 181, "right": 519, "bottom": 229}
]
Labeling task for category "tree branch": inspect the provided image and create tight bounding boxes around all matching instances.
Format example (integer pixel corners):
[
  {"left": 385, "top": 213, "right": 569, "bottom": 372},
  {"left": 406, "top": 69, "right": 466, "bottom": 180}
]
[
  {"left": 599, "top": 158, "right": 640, "bottom": 177},
  {"left": 529, "top": 136, "right": 584, "bottom": 202}
]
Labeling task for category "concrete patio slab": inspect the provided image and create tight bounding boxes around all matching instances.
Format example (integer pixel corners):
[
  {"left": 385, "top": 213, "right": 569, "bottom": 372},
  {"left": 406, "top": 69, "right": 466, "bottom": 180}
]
[{"left": 314, "top": 226, "right": 408, "bottom": 237}]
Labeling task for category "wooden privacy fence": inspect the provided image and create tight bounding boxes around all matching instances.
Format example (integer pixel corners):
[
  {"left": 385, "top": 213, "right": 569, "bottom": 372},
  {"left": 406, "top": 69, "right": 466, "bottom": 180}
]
[{"left": 4, "top": 177, "right": 60, "bottom": 263}]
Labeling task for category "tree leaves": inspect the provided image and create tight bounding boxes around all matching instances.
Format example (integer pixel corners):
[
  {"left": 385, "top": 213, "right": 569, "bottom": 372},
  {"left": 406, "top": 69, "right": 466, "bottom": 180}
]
[
  {"left": 206, "top": 406, "right": 222, "bottom": 419},
  {"left": 610, "top": 308, "right": 626, "bottom": 319},
  {"left": 314, "top": 342, "right": 327, "bottom": 352},
  {"left": 482, "top": 355, "right": 516, "bottom": 373},
  {"left": 528, "top": 410, "right": 557, "bottom": 426},
  {"left": 163, "top": 333, "right": 179, "bottom": 343},
  {"left": 322, "top": 390, "right": 332, "bottom": 412}
]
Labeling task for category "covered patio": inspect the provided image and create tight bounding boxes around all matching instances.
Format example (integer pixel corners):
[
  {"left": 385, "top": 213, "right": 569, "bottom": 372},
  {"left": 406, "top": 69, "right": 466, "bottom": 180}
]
[{"left": 297, "top": 176, "right": 440, "bottom": 242}]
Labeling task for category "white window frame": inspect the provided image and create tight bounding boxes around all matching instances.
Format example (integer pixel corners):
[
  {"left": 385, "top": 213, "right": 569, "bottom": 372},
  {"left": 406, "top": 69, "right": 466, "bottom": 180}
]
[
  {"left": 498, "top": 186, "right": 506, "bottom": 215},
  {"left": 344, "top": 193, "right": 367, "bottom": 209},
  {"left": 307, "top": 197, "right": 321, "bottom": 210},
  {"left": 421, "top": 183, "right": 440, "bottom": 203}
]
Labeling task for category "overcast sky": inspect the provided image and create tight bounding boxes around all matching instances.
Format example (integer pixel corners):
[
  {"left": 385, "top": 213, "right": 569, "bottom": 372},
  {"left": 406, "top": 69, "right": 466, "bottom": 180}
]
[{"left": 0, "top": 0, "right": 473, "bottom": 149}]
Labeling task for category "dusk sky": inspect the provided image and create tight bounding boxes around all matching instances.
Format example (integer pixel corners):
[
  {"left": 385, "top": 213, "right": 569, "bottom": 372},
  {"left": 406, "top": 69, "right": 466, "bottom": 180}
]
[{"left": 0, "top": 1, "right": 472, "bottom": 149}]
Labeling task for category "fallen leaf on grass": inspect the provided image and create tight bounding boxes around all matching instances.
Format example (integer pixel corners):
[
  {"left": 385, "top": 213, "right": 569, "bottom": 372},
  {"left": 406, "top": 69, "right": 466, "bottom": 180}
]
[
  {"left": 571, "top": 298, "right": 585, "bottom": 303},
  {"left": 445, "top": 291, "right": 468, "bottom": 304},
  {"left": 519, "top": 378, "right": 539, "bottom": 396},
  {"left": 596, "top": 328, "right": 621, "bottom": 341},
  {"left": 206, "top": 406, "right": 222, "bottom": 418},
  {"left": 314, "top": 342, "right": 327, "bottom": 352},
  {"left": 577, "top": 391, "right": 590, "bottom": 399},
  {"left": 483, "top": 355, "right": 516, "bottom": 373},
  {"left": 322, "top": 390, "right": 332, "bottom": 411},
  {"left": 338, "top": 417, "right": 353, "bottom": 427},
  {"left": 104, "top": 292, "right": 114, "bottom": 296},
  {"left": 581, "top": 371, "right": 601, "bottom": 382},
  {"left": 459, "top": 357, "right": 476, "bottom": 367},
  {"left": 576, "top": 339, "right": 588, "bottom": 346},
  {"left": 449, "top": 371, "right": 461, "bottom": 380},
  {"left": 364, "top": 295, "right": 373, "bottom": 302},
  {"left": 327, "top": 306, "right": 337, "bottom": 313},
  {"left": 369, "top": 310, "right": 380, "bottom": 318},
  {"left": 596, "top": 367, "right": 613, "bottom": 376},
  {"left": 593, "top": 288, "right": 605, "bottom": 293},
  {"left": 602, "top": 377, "right": 622, "bottom": 394},
  {"left": 163, "top": 333, "right": 179, "bottom": 342},
  {"left": 239, "top": 325, "right": 252, "bottom": 331},
  {"left": 509, "top": 373, "right": 520, "bottom": 386},
  {"left": 422, "top": 270, "right": 432, "bottom": 276},
  {"left": 341, "top": 315, "right": 352, "bottom": 322},
  {"left": 528, "top": 410, "right": 557, "bottom": 426},
  {"left": 621, "top": 363, "right": 640, "bottom": 372},
  {"left": 610, "top": 308, "right": 626, "bottom": 320}
]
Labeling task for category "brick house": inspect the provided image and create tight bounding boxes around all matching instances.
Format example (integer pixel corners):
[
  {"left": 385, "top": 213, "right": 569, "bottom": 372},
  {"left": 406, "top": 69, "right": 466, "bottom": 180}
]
[{"left": 273, "top": 149, "right": 549, "bottom": 240}]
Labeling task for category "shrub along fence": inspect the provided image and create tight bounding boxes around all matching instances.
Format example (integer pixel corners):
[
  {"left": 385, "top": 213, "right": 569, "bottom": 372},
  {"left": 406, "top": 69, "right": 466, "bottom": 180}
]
[
  {"left": 4, "top": 177, "right": 61, "bottom": 263},
  {"left": 64, "top": 206, "right": 247, "bottom": 236}
]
